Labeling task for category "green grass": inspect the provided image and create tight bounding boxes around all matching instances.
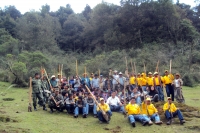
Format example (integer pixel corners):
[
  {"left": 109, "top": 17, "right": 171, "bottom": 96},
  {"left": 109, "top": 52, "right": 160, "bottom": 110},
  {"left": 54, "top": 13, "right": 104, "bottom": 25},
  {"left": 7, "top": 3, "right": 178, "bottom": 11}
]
[{"left": 0, "top": 82, "right": 200, "bottom": 133}]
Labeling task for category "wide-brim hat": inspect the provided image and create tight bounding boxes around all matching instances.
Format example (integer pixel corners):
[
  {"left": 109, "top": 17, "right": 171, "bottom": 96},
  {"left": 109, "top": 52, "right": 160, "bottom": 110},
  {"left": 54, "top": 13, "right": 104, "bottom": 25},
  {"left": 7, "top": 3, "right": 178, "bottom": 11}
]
[
  {"left": 154, "top": 72, "right": 158, "bottom": 75},
  {"left": 51, "top": 75, "right": 56, "bottom": 78},
  {"left": 148, "top": 72, "right": 152, "bottom": 75}
]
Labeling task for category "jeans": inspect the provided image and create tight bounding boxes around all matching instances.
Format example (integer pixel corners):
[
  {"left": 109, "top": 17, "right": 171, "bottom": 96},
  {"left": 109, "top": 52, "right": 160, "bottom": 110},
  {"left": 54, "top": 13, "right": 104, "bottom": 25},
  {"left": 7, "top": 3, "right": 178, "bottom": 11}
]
[
  {"left": 86, "top": 104, "right": 97, "bottom": 115},
  {"left": 109, "top": 105, "right": 125, "bottom": 113},
  {"left": 97, "top": 110, "right": 112, "bottom": 122},
  {"left": 66, "top": 104, "right": 75, "bottom": 113},
  {"left": 150, "top": 113, "right": 161, "bottom": 122},
  {"left": 74, "top": 106, "right": 86, "bottom": 116},
  {"left": 165, "top": 109, "right": 184, "bottom": 121},
  {"left": 136, "top": 97, "right": 142, "bottom": 105},
  {"left": 128, "top": 114, "right": 150, "bottom": 124},
  {"left": 152, "top": 94, "right": 159, "bottom": 102},
  {"left": 142, "top": 86, "right": 148, "bottom": 94},
  {"left": 155, "top": 86, "right": 164, "bottom": 101},
  {"left": 165, "top": 84, "right": 174, "bottom": 101}
]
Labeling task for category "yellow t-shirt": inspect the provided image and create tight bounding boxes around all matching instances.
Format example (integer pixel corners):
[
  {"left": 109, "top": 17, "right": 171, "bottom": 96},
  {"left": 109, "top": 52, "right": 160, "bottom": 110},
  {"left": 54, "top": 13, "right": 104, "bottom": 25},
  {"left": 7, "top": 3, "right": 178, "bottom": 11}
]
[
  {"left": 147, "top": 77, "right": 153, "bottom": 86},
  {"left": 163, "top": 102, "right": 177, "bottom": 113},
  {"left": 163, "top": 74, "right": 174, "bottom": 84},
  {"left": 129, "top": 77, "right": 136, "bottom": 85},
  {"left": 97, "top": 103, "right": 110, "bottom": 112},
  {"left": 140, "top": 78, "right": 147, "bottom": 86},
  {"left": 126, "top": 103, "right": 140, "bottom": 115},
  {"left": 137, "top": 78, "right": 142, "bottom": 86},
  {"left": 141, "top": 102, "right": 158, "bottom": 116}
]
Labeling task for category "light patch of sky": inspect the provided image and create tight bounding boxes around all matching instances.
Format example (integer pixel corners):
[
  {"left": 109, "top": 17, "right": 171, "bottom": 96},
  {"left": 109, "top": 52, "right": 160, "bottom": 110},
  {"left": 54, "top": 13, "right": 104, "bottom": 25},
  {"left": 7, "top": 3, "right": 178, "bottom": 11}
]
[{"left": 0, "top": 0, "right": 196, "bottom": 14}]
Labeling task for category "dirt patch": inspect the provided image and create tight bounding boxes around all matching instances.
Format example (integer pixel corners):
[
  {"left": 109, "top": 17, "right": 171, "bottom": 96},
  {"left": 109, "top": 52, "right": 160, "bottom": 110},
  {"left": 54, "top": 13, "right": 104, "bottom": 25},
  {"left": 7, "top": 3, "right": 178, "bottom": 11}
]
[
  {"left": 0, "top": 116, "right": 18, "bottom": 123},
  {"left": 153, "top": 101, "right": 200, "bottom": 122},
  {"left": 2, "top": 98, "right": 14, "bottom": 101},
  {"left": 103, "top": 126, "right": 121, "bottom": 133},
  {"left": 185, "top": 125, "right": 200, "bottom": 131},
  {"left": 0, "top": 110, "right": 6, "bottom": 114}
]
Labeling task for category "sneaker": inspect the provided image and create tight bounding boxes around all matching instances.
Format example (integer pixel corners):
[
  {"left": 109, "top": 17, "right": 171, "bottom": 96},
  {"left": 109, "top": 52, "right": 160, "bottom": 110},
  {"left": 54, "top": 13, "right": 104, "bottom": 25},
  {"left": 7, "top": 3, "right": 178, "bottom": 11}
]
[
  {"left": 94, "top": 115, "right": 97, "bottom": 118},
  {"left": 131, "top": 122, "right": 136, "bottom": 127},
  {"left": 155, "top": 121, "right": 163, "bottom": 125},
  {"left": 34, "top": 107, "right": 37, "bottom": 111},
  {"left": 74, "top": 115, "right": 78, "bottom": 118},
  {"left": 166, "top": 120, "right": 171, "bottom": 125},
  {"left": 180, "top": 120, "right": 185, "bottom": 125},
  {"left": 148, "top": 120, "right": 153, "bottom": 126},
  {"left": 142, "top": 121, "right": 148, "bottom": 126}
]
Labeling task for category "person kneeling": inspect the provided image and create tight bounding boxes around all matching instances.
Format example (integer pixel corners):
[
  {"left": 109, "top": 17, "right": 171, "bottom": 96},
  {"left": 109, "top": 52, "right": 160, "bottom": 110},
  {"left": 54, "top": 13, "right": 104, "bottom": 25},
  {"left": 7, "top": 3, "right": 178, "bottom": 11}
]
[
  {"left": 126, "top": 97, "right": 153, "bottom": 127},
  {"left": 97, "top": 98, "right": 112, "bottom": 124},
  {"left": 48, "top": 89, "right": 65, "bottom": 113},
  {"left": 163, "top": 97, "right": 185, "bottom": 125},
  {"left": 141, "top": 97, "right": 163, "bottom": 125},
  {"left": 74, "top": 96, "right": 87, "bottom": 118}
]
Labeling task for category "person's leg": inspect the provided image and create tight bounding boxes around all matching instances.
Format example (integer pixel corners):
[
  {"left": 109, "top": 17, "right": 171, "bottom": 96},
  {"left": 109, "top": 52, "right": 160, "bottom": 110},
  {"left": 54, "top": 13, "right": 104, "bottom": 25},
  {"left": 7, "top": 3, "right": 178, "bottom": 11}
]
[
  {"left": 97, "top": 111, "right": 103, "bottom": 122},
  {"left": 158, "top": 86, "right": 164, "bottom": 101},
  {"left": 93, "top": 104, "right": 97, "bottom": 116},
  {"left": 86, "top": 103, "right": 89, "bottom": 115},
  {"left": 109, "top": 105, "right": 115, "bottom": 112},
  {"left": 170, "top": 85, "right": 174, "bottom": 101},
  {"left": 136, "top": 96, "right": 142, "bottom": 105},
  {"left": 66, "top": 104, "right": 70, "bottom": 113},
  {"left": 165, "top": 85, "right": 170, "bottom": 97},
  {"left": 165, "top": 110, "right": 172, "bottom": 125},
  {"left": 173, "top": 109, "right": 184, "bottom": 121},
  {"left": 152, "top": 94, "right": 159, "bottom": 102},
  {"left": 128, "top": 115, "right": 136, "bottom": 127},
  {"left": 82, "top": 107, "right": 87, "bottom": 118},
  {"left": 32, "top": 93, "right": 37, "bottom": 110},
  {"left": 74, "top": 107, "right": 79, "bottom": 117}
]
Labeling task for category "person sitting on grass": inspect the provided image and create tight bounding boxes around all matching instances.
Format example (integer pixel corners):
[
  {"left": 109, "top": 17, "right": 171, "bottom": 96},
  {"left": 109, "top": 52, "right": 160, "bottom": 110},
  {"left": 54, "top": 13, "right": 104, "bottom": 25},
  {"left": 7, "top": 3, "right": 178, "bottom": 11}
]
[
  {"left": 126, "top": 97, "right": 153, "bottom": 127},
  {"left": 106, "top": 91, "right": 126, "bottom": 114},
  {"left": 74, "top": 96, "right": 87, "bottom": 118},
  {"left": 131, "top": 87, "right": 142, "bottom": 105},
  {"left": 85, "top": 94, "right": 97, "bottom": 118},
  {"left": 97, "top": 98, "right": 112, "bottom": 124},
  {"left": 65, "top": 94, "right": 75, "bottom": 114},
  {"left": 141, "top": 97, "right": 163, "bottom": 125},
  {"left": 163, "top": 97, "right": 185, "bottom": 125}
]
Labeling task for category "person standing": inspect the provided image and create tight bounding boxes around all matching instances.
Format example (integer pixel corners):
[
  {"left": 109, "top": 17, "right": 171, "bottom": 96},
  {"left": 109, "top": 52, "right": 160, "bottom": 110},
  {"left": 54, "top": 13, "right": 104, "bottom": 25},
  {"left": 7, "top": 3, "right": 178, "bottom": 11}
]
[
  {"left": 81, "top": 73, "right": 91, "bottom": 88},
  {"left": 32, "top": 73, "right": 47, "bottom": 111},
  {"left": 153, "top": 72, "right": 164, "bottom": 101},
  {"left": 112, "top": 70, "right": 119, "bottom": 91},
  {"left": 129, "top": 73, "right": 136, "bottom": 93},
  {"left": 163, "top": 70, "right": 175, "bottom": 101},
  {"left": 118, "top": 72, "right": 126, "bottom": 91},
  {"left": 50, "top": 75, "right": 58, "bottom": 88},
  {"left": 172, "top": 73, "right": 184, "bottom": 103},
  {"left": 91, "top": 74, "right": 100, "bottom": 90}
]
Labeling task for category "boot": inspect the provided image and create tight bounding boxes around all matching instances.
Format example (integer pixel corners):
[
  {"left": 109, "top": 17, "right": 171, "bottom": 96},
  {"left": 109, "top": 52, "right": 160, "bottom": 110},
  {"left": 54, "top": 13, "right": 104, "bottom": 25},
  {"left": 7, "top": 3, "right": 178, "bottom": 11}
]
[
  {"left": 142, "top": 121, "right": 148, "bottom": 126},
  {"left": 131, "top": 122, "right": 136, "bottom": 127},
  {"left": 34, "top": 106, "right": 37, "bottom": 111},
  {"left": 180, "top": 120, "right": 185, "bottom": 125},
  {"left": 50, "top": 108, "right": 53, "bottom": 113},
  {"left": 43, "top": 105, "right": 47, "bottom": 111}
]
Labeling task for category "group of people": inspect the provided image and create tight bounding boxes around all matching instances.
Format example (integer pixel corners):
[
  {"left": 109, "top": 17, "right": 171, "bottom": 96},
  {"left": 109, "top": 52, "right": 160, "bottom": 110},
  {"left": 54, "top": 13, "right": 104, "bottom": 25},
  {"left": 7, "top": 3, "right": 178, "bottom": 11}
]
[{"left": 31, "top": 69, "right": 186, "bottom": 126}]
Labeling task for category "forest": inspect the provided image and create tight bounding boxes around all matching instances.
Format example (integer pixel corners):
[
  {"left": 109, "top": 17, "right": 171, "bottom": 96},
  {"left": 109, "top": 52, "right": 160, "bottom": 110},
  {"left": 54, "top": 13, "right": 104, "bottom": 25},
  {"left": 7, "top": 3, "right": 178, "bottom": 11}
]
[{"left": 0, "top": 0, "right": 200, "bottom": 87}]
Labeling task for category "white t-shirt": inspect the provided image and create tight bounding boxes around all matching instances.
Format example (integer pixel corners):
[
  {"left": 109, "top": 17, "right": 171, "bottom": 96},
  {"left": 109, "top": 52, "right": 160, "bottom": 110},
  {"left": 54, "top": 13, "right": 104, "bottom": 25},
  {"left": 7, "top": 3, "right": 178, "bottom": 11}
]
[
  {"left": 106, "top": 96, "right": 120, "bottom": 106},
  {"left": 174, "top": 79, "right": 181, "bottom": 87},
  {"left": 112, "top": 75, "right": 119, "bottom": 84}
]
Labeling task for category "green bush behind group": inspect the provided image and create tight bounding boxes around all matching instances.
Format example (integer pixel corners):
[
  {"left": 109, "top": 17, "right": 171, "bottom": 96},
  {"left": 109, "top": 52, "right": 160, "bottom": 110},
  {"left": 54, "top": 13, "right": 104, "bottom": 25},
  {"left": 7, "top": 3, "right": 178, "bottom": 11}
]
[{"left": 0, "top": 0, "right": 200, "bottom": 87}]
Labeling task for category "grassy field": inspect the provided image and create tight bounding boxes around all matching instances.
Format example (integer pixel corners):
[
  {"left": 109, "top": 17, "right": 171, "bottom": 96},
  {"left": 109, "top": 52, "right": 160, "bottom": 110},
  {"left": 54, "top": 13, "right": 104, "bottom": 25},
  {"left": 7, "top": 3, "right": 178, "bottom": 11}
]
[{"left": 0, "top": 82, "right": 200, "bottom": 133}]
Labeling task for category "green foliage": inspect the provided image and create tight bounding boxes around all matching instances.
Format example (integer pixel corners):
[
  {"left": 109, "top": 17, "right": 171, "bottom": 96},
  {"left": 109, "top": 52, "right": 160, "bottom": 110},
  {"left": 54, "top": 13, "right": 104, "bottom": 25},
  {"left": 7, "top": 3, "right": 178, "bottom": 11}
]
[{"left": 0, "top": 1, "right": 200, "bottom": 86}]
